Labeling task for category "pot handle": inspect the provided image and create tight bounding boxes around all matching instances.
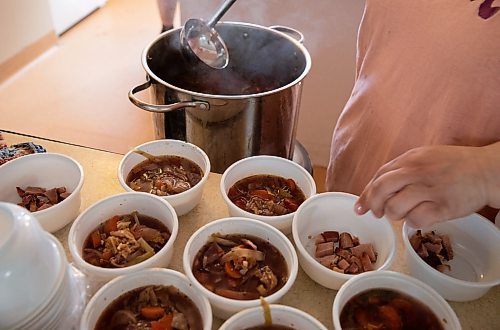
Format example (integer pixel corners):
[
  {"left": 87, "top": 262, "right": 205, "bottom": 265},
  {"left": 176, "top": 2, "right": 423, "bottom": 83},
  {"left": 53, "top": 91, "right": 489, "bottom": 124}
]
[
  {"left": 269, "top": 25, "right": 304, "bottom": 44},
  {"left": 128, "top": 81, "right": 210, "bottom": 113}
]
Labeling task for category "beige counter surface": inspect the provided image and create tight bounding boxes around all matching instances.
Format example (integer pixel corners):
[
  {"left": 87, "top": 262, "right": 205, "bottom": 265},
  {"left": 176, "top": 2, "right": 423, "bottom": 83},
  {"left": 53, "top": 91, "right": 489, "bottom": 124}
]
[{"left": 3, "top": 132, "right": 499, "bottom": 329}]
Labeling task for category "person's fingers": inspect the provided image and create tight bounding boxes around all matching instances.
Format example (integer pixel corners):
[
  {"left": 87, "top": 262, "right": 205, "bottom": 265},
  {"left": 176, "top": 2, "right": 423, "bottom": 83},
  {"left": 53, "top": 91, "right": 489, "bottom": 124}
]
[
  {"left": 383, "top": 184, "right": 431, "bottom": 221},
  {"left": 361, "top": 168, "right": 421, "bottom": 218},
  {"left": 368, "top": 148, "right": 423, "bottom": 182},
  {"left": 404, "top": 201, "right": 447, "bottom": 228},
  {"left": 354, "top": 199, "right": 368, "bottom": 215}
]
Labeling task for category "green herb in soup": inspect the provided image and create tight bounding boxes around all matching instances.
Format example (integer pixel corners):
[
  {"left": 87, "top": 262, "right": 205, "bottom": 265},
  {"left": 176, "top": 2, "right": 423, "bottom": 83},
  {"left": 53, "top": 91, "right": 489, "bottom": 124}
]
[
  {"left": 340, "top": 289, "right": 444, "bottom": 330},
  {"left": 126, "top": 155, "right": 203, "bottom": 196},
  {"left": 227, "top": 175, "right": 305, "bottom": 216},
  {"left": 95, "top": 285, "right": 203, "bottom": 330},
  {"left": 83, "top": 212, "right": 170, "bottom": 268}
]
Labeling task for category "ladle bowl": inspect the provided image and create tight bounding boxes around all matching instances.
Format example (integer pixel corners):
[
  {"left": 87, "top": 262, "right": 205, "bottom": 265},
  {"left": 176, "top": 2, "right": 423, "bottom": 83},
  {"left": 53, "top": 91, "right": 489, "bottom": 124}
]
[{"left": 180, "top": 0, "right": 237, "bottom": 69}]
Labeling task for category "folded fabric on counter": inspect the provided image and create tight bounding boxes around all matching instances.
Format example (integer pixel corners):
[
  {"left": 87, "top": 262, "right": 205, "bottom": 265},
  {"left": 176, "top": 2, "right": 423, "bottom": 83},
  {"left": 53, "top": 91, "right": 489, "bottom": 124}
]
[{"left": 0, "top": 132, "right": 46, "bottom": 165}]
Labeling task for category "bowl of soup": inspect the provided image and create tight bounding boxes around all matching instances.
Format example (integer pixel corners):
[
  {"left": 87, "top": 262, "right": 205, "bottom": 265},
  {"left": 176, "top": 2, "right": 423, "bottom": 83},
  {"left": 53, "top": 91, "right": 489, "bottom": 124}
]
[
  {"left": 0, "top": 152, "right": 84, "bottom": 233},
  {"left": 220, "top": 155, "right": 316, "bottom": 234},
  {"left": 219, "top": 303, "right": 328, "bottom": 330},
  {"left": 332, "top": 270, "right": 461, "bottom": 330},
  {"left": 118, "top": 139, "right": 210, "bottom": 216},
  {"left": 183, "top": 217, "right": 298, "bottom": 319},
  {"left": 80, "top": 268, "right": 212, "bottom": 330},
  {"left": 402, "top": 213, "right": 500, "bottom": 302},
  {"left": 292, "top": 192, "right": 397, "bottom": 290},
  {"left": 68, "top": 192, "right": 178, "bottom": 286}
]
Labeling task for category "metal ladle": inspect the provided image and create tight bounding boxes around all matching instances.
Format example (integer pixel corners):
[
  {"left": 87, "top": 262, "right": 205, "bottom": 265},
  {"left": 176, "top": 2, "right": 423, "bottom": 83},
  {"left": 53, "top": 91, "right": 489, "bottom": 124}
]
[{"left": 180, "top": 0, "right": 237, "bottom": 69}]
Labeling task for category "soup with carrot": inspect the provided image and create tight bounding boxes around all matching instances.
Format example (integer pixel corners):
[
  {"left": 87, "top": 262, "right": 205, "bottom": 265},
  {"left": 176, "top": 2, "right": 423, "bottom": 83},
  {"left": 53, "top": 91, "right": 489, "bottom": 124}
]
[
  {"left": 340, "top": 289, "right": 444, "bottom": 330},
  {"left": 83, "top": 211, "right": 170, "bottom": 268},
  {"left": 192, "top": 234, "right": 288, "bottom": 300},
  {"left": 227, "top": 175, "right": 305, "bottom": 216},
  {"left": 95, "top": 285, "right": 203, "bottom": 330}
]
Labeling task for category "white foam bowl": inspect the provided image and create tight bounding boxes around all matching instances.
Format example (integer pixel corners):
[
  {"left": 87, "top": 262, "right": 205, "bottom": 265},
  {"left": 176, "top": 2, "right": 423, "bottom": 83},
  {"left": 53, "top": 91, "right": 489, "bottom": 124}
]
[
  {"left": 292, "top": 192, "right": 397, "bottom": 290},
  {"left": 118, "top": 139, "right": 210, "bottom": 216},
  {"left": 402, "top": 213, "right": 500, "bottom": 301},
  {"left": 80, "top": 268, "right": 212, "bottom": 330},
  {"left": 68, "top": 192, "right": 178, "bottom": 285},
  {"left": 219, "top": 304, "right": 328, "bottom": 330},
  {"left": 332, "top": 270, "right": 461, "bottom": 330},
  {"left": 183, "top": 217, "right": 299, "bottom": 319},
  {"left": 0, "top": 153, "right": 84, "bottom": 232},
  {"left": 220, "top": 155, "right": 316, "bottom": 234},
  {"left": 0, "top": 203, "right": 68, "bottom": 329}
]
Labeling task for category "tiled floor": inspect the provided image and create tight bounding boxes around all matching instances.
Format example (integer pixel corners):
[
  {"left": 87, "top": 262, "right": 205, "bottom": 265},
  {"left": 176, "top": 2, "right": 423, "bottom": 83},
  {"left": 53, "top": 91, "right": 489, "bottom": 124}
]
[{"left": 0, "top": 0, "right": 327, "bottom": 190}]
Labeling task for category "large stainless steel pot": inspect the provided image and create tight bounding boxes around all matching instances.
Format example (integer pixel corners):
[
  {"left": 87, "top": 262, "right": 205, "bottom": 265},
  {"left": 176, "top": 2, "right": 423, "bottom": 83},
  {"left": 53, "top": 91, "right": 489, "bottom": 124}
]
[{"left": 129, "top": 22, "right": 311, "bottom": 173}]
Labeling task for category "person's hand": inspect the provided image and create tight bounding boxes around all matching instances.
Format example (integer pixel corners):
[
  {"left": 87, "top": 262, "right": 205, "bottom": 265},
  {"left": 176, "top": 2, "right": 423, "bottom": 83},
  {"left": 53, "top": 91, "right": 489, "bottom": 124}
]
[{"left": 354, "top": 143, "right": 500, "bottom": 228}]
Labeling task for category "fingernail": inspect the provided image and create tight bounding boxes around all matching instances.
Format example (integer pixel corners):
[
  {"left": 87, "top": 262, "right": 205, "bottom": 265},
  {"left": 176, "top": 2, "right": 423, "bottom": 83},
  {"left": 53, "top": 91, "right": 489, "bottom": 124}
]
[{"left": 354, "top": 202, "right": 364, "bottom": 214}]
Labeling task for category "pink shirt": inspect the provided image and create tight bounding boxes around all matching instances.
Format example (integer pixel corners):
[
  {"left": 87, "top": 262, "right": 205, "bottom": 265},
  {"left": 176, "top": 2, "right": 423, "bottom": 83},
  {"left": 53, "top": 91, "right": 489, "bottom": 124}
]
[{"left": 326, "top": 0, "right": 500, "bottom": 195}]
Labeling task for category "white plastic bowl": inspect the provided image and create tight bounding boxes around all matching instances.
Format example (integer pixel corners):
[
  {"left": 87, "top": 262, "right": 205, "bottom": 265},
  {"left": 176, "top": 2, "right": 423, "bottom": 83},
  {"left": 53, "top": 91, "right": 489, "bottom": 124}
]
[
  {"left": 0, "top": 203, "right": 68, "bottom": 329},
  {"left": 292, "top": 192, "right": 397, "bottom": 290},
  {"left": 219, "top": 304, "right": 328, "bottom": 330},
  {"left": 402, "top": 214, "right": 500, "bottom": 301},
  {"left": 68, "top": 192, "right": 178, "bottom": 285},
  {"left": 118, "top": 139, "right": 210, "bottom": 216},
  {"left": 0, "top": 153, "right": 84, "bottom": 232},
  {"left": 332, "top": 270, "right": 461, "bottom": 330},
  {"left": 220, "top": 155, "right": 316, "bottom": 234},
  {"left": 183, "top": 217, "right": 299, "bottom": 319},
  {"left": 80, "top": 268, "right": 212, "bottom": 330}
]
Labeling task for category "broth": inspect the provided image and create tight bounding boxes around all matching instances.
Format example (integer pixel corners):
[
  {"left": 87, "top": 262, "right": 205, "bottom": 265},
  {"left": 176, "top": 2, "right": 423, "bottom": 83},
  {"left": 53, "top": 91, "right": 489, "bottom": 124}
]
[
  {"left": 227, "top": 175, "right": 305, "bottom": 216},
  {"left": 126, "top": 155, "right": 203, "bottom": 196},
  {"left": 95, "top": 285, "right": 203, "bottom": 330},
  {"left": 83, "top": 212, "right": 170, "bottom": 268},
  {"left": 340, "top": 289, "right": 444, "bottom": 330},
  {"left": 192, "top": 234, "right": 288, "bottom": 300}
]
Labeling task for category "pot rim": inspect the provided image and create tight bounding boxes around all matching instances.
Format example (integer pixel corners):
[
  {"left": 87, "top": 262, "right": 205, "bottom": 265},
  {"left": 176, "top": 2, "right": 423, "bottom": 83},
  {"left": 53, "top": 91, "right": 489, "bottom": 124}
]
[{"left": 141, "top": 21, "right": 312, "bottom": 99}]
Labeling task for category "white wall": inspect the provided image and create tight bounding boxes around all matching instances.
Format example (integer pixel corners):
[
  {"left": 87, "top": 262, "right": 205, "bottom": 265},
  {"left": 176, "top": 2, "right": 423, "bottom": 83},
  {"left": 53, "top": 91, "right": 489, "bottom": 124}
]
[
  {"left": 49, "top": 0, "right": 107, "bottom": 35},
  {"left": 0, "top": 0, "right": 54, "bottom": 63},
  {"left": 180, "top": 0, "right": 365, "bottom": 166}
]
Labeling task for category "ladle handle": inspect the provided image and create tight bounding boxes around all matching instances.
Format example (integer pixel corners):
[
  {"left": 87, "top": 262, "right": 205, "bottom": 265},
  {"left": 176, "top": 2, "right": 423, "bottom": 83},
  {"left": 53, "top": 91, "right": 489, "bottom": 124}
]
[
  {"left": 207, "top": 0, "right": 237, "bottom": 27},
  {"left": 128, "top": 80, "right": 210, "bottom": 113}
]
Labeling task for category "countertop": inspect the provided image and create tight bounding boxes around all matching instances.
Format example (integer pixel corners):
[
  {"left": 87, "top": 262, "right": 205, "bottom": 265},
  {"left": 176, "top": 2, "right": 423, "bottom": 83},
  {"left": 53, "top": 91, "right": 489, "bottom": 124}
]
[{"left": 3, "top": 132, "right": 499, "bottom": 329}]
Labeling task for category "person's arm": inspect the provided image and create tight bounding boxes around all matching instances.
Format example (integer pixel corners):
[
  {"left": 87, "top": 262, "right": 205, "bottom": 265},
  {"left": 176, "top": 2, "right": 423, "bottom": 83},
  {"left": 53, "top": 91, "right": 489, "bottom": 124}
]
[
  {"left": 157, "top": 0, "right": 178, "bottom": 31},
  {"left": 354, "top": 142, "right": 500, "bottom": 228}
]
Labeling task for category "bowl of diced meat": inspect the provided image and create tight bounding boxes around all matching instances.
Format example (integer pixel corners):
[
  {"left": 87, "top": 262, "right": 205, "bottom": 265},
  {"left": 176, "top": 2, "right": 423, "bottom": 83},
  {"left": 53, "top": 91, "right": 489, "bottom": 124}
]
[
  {"left": 220, "top": 155, "right": 316, "bottom": 234},
  {"left": 0, "top": 152, "right": 84, "bottom": 233},
  {"left": 402, "top": 213, "right": 500, "bottom": 302},
  {"left": 69, "top": 192, "right": 178, "bottom": 285},
  {"left": 292, "top": 192, "right": 396, "bottom": 290},
  {"left": 118, "top": 139, "right": 210, "bottom": 216},
  {"left": 183, "top": 217, "right": 298, "bottom": 319}
]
